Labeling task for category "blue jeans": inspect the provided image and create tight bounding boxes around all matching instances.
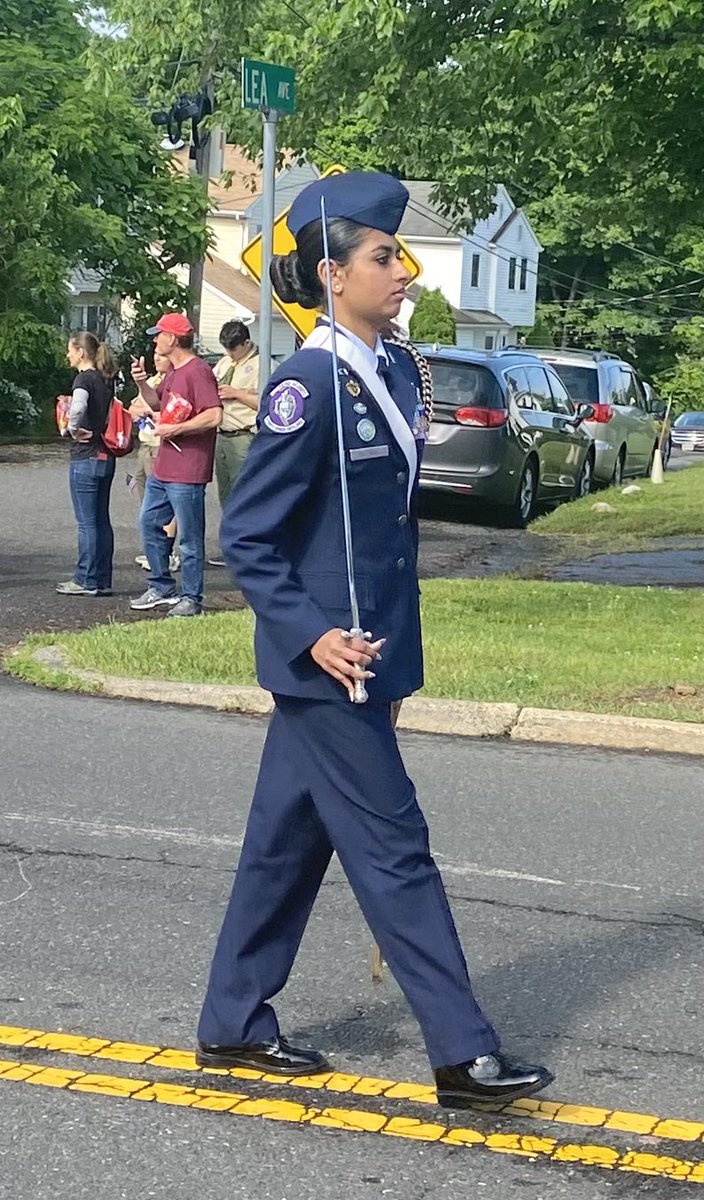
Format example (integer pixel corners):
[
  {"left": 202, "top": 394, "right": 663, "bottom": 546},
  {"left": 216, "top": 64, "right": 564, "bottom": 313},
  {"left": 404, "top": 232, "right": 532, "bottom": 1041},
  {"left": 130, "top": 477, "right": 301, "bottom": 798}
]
[
  {"left": 140, "top": 476, "right": 206, "bottom": 604},
  {"left": 69, "top": 456, "right": 115, "bottom": 590}
]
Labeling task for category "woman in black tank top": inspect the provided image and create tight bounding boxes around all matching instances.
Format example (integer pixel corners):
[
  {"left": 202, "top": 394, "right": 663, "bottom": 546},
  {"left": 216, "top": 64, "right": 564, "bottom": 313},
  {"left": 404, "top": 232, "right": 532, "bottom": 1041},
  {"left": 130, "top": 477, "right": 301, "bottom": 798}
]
[{"left": 56, "top": 331, "right": 119, "bottom": 597}]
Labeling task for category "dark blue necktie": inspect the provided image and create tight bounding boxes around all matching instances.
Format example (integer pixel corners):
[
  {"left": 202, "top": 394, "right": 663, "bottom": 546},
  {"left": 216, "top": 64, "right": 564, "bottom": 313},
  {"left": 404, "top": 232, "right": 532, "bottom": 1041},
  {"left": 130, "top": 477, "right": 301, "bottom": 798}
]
[{"left": 377, "top": 355, "right": 393, "bottom": 386}]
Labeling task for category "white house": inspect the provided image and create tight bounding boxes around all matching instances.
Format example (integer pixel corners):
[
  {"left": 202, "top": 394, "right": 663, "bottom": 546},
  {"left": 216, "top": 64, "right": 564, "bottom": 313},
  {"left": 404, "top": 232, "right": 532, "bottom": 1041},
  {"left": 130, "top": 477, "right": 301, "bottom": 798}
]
[
  {"left": 397, "top": 182, "right": 542, "bottom": 349},
  {"left": 68, "top": 268, "right": 123, "bottom": 347}
]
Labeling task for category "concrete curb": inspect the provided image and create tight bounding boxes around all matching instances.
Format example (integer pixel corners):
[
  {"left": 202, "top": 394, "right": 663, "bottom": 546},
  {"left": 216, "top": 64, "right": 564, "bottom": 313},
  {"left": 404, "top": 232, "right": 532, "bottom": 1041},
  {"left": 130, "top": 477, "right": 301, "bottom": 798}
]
[{"left": 28, "top": 645, "right": 704, "bottom": 755}]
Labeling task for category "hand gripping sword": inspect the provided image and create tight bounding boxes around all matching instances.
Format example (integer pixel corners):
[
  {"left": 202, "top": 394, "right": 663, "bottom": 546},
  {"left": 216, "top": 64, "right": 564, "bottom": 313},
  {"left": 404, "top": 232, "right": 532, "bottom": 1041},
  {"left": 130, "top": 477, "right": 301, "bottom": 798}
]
[{"left": 320, "top": 195, "right": 370, "bottom": 704}]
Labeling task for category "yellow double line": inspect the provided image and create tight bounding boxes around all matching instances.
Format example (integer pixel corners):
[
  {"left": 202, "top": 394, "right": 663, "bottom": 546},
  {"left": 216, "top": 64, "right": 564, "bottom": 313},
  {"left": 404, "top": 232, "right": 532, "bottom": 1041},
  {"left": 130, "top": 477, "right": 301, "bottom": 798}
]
[{"left": 1, "top": 1024, "right": 703, "bottom": 1184}]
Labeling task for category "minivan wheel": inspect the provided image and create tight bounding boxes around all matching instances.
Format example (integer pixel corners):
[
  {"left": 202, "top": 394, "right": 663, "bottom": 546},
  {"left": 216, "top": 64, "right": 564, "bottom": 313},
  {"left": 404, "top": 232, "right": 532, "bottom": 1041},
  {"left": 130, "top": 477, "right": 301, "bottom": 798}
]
[
  {"left": 508, "top": 458, "right": 538, "bottom": 528},
  {"left": 575, "top": 453, "right": 593, "bottom": 499},
  {"left": 611, "top": 448, "right": 626, "bottom": 487}
]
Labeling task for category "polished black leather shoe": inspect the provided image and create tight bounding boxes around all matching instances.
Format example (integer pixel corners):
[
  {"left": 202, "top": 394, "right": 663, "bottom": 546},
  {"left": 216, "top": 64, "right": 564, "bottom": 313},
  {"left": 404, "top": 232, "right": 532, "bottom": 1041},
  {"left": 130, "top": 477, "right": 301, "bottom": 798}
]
[
  {"left": 435, "top": 1052, "right": 554, "bottom": 1109},
  {"left": 196, "top": 1035, "right": 329, "bottom": 1076}
]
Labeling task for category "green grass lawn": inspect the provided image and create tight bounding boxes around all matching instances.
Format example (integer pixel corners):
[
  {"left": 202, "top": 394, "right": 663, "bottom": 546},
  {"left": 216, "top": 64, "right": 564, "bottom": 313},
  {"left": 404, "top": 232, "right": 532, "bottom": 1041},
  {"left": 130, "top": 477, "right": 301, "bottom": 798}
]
[
  {"left": 8, "top": 578, "right": 704, "bottom": 723},
  {"left": 533, "top": 460, "right": 704, "bottom": 537}
]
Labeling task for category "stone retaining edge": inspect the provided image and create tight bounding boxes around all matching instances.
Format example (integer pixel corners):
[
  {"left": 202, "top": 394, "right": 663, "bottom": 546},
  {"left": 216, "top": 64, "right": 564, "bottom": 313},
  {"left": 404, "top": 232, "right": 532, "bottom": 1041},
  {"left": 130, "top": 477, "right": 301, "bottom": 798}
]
[{"left": 28, "top": 645, "right": 704, "bottom": 754}]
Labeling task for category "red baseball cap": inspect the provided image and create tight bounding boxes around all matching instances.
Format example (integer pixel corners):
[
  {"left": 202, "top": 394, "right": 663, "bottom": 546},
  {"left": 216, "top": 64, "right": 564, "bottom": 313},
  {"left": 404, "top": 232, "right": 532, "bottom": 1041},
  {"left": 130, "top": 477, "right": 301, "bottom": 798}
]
[{"left": 146, "top": 312, "right": 194, "bottom": 336}]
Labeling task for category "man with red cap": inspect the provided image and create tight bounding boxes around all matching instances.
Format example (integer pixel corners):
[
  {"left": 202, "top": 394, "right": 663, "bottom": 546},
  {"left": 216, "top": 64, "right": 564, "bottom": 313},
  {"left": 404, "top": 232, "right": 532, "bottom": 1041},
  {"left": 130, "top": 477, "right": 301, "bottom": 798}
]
[{"left": 129, "top": 313, "right": 222, "bottom": 616}]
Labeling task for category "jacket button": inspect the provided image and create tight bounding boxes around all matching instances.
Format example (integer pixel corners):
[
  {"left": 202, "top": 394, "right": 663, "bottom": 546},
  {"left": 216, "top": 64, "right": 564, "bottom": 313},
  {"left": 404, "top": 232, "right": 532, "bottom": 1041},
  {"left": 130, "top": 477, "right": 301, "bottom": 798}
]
[
  {"left": 398, "top": 514, "right": 407, "bottom": 526},
  {"left": 397, "top": 557, "right": 406, "bottom": 569},
  {"left": 397, "top": 471, "right": 406, "bottom": 484}
]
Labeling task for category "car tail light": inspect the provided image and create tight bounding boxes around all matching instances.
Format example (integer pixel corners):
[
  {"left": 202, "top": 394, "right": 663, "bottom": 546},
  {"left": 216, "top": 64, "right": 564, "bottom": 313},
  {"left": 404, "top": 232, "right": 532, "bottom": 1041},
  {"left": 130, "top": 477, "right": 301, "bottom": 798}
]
[
  {"left": 454, "top": 406, "right": 508, "bottom": 428},
  {"left": 590, "top": 403, "right": 614, "bottom": 423}
]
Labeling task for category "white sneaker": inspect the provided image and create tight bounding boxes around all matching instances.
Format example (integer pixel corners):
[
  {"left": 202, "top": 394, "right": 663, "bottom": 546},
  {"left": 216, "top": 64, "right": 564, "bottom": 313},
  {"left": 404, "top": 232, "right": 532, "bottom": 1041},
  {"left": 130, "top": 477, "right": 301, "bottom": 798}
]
[
  {"left": 169, "top": 553, "right": 181, "bottom": 572},
  {"left": 134, "top": 555, "right": 149, "bottom": 570}
]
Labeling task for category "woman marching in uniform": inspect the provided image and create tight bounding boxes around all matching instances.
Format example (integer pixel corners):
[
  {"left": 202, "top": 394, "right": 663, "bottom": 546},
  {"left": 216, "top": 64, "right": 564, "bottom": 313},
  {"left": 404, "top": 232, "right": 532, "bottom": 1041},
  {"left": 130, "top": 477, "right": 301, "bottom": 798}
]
[{"left": 197, "top": 171, "right": 553, "bottom": 1108}]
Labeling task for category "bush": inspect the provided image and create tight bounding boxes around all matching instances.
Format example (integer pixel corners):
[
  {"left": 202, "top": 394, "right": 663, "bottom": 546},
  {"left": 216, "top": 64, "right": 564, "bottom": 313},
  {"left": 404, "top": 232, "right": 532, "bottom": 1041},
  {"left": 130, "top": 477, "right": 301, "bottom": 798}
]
[
  {"left": 409, "top": 287, "right": 456, "bottom": 344},
  {"left": 0, "top": 378, "right": 41, "bottom": 433}
]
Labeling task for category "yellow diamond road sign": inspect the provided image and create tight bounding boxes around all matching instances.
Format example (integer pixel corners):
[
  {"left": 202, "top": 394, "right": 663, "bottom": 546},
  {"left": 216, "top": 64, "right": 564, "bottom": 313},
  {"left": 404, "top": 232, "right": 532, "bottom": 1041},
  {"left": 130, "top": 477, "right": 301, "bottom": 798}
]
[{"left": 240, "top": 165, "right": 423, "bottom": 341}]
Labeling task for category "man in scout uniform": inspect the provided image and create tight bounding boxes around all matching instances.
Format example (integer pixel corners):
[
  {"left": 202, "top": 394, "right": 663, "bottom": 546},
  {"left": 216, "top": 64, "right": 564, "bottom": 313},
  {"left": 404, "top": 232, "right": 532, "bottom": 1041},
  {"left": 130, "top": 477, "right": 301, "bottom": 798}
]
[
  {"left": 197, "top": 172, "right": 553, "bottom": 1109},
  {"left": 213, "top": 320, "right": 260, "bottom": 507}
]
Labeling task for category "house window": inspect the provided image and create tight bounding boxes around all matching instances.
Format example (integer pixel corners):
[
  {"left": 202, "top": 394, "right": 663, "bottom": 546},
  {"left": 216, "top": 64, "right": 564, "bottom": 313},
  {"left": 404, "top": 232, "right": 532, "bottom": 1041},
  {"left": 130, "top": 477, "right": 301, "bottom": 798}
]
[
  {"left": 519, "top": 257, "right": 528, "bottom": 290},
  {"left": 69, "top": 304, "right": 108, "bottom": 338},
  {"left": 470, "top": 253, "right": 480, "bottom": 288},
  {"left": 508, "top": 257, "right": 517, "bottom": 290},
  {"left": 484, "top": 334, "right": 494, "bottom": 350}
]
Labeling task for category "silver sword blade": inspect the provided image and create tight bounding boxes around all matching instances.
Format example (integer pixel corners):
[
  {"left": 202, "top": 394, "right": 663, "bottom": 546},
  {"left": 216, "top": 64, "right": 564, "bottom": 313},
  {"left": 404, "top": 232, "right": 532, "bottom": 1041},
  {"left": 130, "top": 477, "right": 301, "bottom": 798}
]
[{"left": 320, "top": 195, "right": 368, "bottom": 704}]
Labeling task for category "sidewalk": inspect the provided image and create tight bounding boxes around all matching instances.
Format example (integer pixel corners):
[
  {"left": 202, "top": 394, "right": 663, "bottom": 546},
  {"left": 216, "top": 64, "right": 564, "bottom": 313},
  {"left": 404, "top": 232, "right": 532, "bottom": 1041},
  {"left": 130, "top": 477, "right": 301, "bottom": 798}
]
[{"left": 28, "top": 644, "right": 704, "bottom": 757}]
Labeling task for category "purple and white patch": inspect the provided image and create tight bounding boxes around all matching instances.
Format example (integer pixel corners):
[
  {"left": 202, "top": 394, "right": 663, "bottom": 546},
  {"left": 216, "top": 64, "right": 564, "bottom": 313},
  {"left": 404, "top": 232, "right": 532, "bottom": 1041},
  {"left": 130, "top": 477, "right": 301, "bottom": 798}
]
[{"left": 264, "top": 379, "right": 308, "bottom": 434}]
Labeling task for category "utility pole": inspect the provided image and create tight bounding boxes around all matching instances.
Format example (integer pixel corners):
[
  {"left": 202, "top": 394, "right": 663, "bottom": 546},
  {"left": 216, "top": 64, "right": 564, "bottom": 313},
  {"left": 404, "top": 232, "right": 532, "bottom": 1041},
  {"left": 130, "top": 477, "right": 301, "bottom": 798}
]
[
  {"left": 259, "top": 108, "right": 278, "bottom": 386},
  {"left": 187, "top": 75, "right": 215, "bottom": 336}
]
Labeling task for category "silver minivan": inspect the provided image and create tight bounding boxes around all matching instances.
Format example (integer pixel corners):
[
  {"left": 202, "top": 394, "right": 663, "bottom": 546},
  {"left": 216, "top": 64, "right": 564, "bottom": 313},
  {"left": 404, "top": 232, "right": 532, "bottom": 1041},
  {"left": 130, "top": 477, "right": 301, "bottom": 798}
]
[
  {"left": 420, "top": 348, "right": 595, "bottom": 526},
  {"left": 527, "top": 348, "right": 659, "bottom": 485}
]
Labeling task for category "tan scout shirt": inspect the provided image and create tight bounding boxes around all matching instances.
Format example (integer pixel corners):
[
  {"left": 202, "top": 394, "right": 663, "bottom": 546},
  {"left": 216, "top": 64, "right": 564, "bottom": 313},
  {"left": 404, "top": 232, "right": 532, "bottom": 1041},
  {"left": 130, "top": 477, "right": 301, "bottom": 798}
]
[{"left": 214, "top": 347, "right": 260, "bottom": 432}]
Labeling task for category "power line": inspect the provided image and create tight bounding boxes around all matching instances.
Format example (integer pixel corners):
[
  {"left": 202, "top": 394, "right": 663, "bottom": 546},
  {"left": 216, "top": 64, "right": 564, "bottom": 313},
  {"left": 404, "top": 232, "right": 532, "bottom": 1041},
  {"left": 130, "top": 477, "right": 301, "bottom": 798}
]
[{"left": 401, "top": 191, "right": 703, "bottom": 316}]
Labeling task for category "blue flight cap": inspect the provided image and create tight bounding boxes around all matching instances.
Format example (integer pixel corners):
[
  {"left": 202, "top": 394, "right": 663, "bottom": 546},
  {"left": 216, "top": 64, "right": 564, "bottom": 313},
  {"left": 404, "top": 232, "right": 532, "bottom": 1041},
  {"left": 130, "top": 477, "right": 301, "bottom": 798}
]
[{"left": 287, "top": 171, "right": 409, "bottom": 239}]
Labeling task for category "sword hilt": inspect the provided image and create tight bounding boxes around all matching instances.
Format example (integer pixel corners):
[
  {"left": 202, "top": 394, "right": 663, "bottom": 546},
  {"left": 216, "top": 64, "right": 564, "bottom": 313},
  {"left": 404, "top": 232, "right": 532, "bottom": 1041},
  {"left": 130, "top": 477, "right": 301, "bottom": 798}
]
[{"left": 344, "top": 628, "right": 371, "bottom": 705}]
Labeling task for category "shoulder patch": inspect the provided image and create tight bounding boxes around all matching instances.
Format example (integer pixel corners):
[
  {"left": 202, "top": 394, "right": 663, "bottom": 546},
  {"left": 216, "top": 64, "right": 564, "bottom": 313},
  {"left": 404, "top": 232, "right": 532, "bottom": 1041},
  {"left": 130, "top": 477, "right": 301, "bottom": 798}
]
[{"left": 264, "top": 379, "right": 308, "bottom": 434}]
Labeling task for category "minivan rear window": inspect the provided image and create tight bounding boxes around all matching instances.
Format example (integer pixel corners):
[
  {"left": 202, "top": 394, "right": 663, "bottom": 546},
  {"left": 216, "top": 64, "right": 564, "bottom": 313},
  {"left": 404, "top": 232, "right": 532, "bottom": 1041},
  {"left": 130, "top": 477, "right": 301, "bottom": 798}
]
[
  {"left": 544, "top": 363, "right": 599, "bottom": 404},
  {"left": 429, "top": 362, "right": 504, "bottom": 409}
]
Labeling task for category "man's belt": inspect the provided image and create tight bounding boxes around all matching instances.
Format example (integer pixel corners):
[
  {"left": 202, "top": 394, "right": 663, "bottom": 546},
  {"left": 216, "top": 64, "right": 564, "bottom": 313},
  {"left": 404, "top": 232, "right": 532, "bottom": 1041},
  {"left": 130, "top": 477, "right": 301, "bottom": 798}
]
[{"left": 219, "top": 428, "right": 255, "bottom": 438}]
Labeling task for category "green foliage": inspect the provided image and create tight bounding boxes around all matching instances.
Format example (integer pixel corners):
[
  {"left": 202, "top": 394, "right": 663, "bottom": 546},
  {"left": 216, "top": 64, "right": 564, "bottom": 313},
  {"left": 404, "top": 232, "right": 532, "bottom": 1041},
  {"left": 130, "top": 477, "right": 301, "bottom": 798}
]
[
  {"left": 409, "top": 288, "right": 456, "bottom": 345},
  {"left": 0, "top": 0, "right": 210, "bottom": 405},
  {"left": 95, "top": 0, "right": 704, "bottom": 390},
  {"left": 0, "top": 379, "right": 41, "bottom": 432},
  {"left": 654, "top": 317, "right": 704, "bottom": 415}
]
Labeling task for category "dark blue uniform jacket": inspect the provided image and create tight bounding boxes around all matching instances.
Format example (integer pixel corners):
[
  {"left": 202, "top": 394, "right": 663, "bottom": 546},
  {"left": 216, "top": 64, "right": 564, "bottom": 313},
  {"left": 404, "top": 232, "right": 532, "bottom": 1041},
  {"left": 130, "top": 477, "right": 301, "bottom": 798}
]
[{"left": 220, "top": 341, "right": 425, "bottom": 703}]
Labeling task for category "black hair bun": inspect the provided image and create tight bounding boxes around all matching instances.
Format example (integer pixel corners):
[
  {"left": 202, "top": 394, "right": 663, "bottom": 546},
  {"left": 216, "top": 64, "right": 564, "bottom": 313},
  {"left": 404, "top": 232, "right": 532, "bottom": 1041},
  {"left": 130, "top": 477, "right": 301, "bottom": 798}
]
[{"left": 270, "top": 250, "right": 320, "bottom": 309}]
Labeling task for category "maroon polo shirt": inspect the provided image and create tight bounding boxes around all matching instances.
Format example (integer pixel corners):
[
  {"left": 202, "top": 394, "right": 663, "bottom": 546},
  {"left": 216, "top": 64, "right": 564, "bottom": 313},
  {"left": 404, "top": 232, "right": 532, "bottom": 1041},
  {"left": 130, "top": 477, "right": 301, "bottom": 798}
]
[{"left": 153, "top": 356, "right": 222, "bottom": 484}]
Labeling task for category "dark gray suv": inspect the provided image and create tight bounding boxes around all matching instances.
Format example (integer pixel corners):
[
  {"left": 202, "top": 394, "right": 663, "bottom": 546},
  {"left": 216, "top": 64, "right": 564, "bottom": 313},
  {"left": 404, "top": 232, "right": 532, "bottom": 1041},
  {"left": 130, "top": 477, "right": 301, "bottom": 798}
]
[{"left": 419, "top": 347, "right": 595, "bottom": 526}]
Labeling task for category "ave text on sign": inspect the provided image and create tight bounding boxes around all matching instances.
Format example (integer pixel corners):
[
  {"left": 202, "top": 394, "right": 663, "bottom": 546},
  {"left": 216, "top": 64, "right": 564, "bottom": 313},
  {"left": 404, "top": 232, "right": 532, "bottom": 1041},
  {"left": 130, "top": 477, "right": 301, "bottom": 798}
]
[{"left": 241, "top": 59, "right": 296, "bottom": 115}]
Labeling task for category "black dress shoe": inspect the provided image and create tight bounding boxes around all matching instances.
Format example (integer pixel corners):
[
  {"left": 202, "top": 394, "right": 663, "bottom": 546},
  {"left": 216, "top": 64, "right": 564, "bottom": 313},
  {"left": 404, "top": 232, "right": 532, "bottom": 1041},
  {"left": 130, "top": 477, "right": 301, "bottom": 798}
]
[
  {"left": 435, "top": 1052, "right": 554, "bottom": 1109},
  {"left": 196, "top": 1035, "right": 329, "bottom": 1076}
]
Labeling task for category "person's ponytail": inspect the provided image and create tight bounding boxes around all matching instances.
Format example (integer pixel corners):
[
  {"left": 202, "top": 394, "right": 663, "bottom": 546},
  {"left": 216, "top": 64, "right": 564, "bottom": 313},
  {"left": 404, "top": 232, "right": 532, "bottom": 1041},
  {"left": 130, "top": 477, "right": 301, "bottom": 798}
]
[{"left": 95, "top": 341, "right": 117, "bottom": 381}]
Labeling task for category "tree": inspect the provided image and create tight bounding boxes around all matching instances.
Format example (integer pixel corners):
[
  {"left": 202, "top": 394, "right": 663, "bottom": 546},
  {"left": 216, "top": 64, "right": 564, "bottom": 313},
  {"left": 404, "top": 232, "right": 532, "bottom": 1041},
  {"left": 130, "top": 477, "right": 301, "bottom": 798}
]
[
  {"left": 655, "top": 317, "right": 704, "bottom": 417},
  {"left": 0, "top": 0, "right": 210, "bottom": 395},
  {"left": 409, "top": 288, "right": 456, "bottom": 345},
  {"left": 98, "top": 0, "right": 704, "bottom": 387}
]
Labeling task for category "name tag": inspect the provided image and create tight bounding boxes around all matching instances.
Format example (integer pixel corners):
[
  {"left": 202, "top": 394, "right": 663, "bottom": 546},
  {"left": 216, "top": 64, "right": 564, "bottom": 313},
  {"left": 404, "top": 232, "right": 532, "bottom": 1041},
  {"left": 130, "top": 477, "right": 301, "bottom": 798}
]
[{"left": 349, "top": 445, "right": 390, "bottom": 461}]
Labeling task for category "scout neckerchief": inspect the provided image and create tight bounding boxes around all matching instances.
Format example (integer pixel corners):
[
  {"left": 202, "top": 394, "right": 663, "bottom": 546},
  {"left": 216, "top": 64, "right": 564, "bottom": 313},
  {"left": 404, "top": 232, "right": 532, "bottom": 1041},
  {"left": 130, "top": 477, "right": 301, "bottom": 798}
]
[{"left": 302, "top": 324, "right": 417, "bottom": 511}]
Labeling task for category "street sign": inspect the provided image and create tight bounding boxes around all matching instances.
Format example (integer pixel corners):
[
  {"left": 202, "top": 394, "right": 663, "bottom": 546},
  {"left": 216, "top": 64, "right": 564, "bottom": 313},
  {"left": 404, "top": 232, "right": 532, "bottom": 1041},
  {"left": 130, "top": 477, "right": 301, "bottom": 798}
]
[
  {"left": 241, "top": 165, "right": 424, "bottom": 341},
  {"left": 241, "top": 58, "right": 296, "bottom": 115}
]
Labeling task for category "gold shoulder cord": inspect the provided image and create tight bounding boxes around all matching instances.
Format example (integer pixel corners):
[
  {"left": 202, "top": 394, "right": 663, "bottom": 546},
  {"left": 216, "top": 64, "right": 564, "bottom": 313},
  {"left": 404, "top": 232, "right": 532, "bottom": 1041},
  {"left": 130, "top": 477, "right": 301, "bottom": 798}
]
[{"left": 388, "top": 337, "right": 434, "bottom": 427}]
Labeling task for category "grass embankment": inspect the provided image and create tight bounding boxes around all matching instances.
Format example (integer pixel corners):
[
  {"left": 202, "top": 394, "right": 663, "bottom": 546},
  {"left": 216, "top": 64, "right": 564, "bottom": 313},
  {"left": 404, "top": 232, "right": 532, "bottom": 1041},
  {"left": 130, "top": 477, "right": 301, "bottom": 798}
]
[
  {"left": 533, "top": 460, "right": 704, "bottom": 537},
  {"left": 8, "top": 578, "right": 704, "bottom": 723}
]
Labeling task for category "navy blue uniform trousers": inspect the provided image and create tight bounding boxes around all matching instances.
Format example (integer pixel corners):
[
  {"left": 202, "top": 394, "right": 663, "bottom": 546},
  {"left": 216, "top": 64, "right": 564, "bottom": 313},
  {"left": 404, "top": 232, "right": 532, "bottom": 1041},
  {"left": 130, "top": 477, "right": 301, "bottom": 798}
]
[{"left": 198, "top": 696, "right": 499, "bottom": 1069}]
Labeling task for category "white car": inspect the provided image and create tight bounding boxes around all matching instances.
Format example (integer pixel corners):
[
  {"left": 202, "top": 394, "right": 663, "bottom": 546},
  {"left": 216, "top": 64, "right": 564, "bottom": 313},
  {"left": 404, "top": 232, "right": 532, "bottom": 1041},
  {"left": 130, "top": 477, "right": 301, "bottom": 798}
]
[{"left": 527, "top": 349, "right": 660, "bottom": 485}]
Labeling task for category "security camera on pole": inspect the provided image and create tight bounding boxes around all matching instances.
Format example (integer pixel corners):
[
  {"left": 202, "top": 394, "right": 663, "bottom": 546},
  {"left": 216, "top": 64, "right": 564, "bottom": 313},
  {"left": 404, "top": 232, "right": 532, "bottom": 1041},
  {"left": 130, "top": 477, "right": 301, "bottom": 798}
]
[{"left": 241, "top": 58, "right": 296, "bottom": 392}]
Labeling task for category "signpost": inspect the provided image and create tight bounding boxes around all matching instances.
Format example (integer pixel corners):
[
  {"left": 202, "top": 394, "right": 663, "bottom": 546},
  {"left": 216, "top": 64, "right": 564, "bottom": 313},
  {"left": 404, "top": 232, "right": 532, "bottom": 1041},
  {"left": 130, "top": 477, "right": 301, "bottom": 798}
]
[
  {"left": 242, "top": 58, "right": 296, "bottom": 389},
  {"left": 241, "top": 166, "right": 424, "bottom": 342}
]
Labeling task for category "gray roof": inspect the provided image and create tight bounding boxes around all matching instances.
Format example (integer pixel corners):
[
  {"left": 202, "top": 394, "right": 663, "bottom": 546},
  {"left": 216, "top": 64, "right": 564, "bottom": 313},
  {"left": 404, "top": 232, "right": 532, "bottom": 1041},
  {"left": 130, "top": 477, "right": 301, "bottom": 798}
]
[
  {"left": 245, "top": 162, "right": 320, "bottom": 225},
  {"left": 400, "top": 182, "right": 455, "bottom": 238},
  {"left": 69, "top": 267, "right": 105, "bottom": 294}
]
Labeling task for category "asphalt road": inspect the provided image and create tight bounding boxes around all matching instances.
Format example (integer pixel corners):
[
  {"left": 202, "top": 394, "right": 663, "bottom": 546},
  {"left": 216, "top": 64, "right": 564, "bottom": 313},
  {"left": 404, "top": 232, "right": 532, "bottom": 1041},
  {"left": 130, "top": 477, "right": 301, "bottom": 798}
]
[{"left": 0, "top": 675, "right": 702, "bottom": 1199}]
